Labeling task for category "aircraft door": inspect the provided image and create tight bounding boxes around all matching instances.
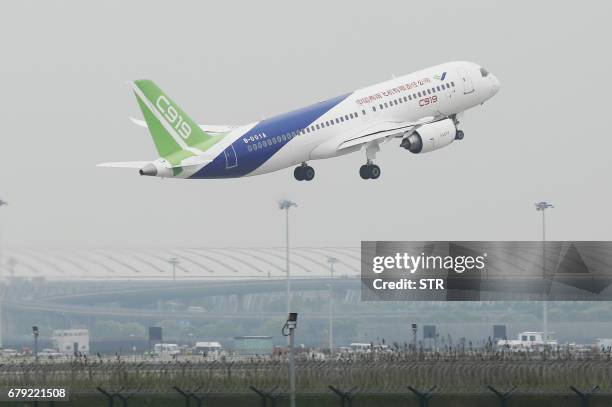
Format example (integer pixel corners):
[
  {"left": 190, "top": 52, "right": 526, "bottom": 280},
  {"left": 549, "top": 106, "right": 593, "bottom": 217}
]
[
  {"left": 457, "top": 69, "right": 474, "bottom": 94},
  {"left": 223, "top": 144, "right": 238, "bottom": 169}
]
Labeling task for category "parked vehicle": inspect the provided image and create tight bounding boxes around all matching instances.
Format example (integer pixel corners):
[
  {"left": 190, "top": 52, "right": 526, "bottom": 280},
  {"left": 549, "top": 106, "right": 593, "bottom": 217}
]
[{"left": 497, "top": 332, "right": 558, "bottom": 352}]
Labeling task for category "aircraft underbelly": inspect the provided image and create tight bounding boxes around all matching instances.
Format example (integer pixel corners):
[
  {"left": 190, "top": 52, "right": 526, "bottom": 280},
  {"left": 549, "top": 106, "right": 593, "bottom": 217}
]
[{"left": 250, "top": 139, "right": 310, "bottom": 175}]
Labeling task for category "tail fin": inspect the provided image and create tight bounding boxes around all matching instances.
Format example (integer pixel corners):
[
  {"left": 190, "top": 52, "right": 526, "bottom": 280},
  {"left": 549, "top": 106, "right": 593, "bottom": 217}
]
[{"left": 130, "top": 80, "right": 214, "bottom": 157}]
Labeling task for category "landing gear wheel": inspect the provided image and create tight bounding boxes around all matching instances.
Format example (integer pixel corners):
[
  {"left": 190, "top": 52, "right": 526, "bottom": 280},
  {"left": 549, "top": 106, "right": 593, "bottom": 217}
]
[
  {"left": 455, "top": 130, "right": 464, "bottom": 140},
  {"left": 359, "top": 164, "right": 381, "bottom": 180},
  {"left": 303, "top": 166, "right": 315, "bottom": 181},
  {"left": 294, "top": 165, "right": 314, "bottom": 181},
  {"left": 369, "top": 165, "right": 381, "bottom": 179},
  {"left": 359, "top": 165, "right": 370, "bottom": 179}
]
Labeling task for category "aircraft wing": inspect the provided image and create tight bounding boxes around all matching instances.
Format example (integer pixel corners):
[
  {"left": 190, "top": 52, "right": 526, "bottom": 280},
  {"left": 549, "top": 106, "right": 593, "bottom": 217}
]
[
  {"left": 129, "top": 117, "right": 236, "bottom": 134},
  {"left": 98, "top": 157, "right": 212, "bottom": 170},
  {"left": 338, "top": 116, "right": 436, "bottom": 150}
]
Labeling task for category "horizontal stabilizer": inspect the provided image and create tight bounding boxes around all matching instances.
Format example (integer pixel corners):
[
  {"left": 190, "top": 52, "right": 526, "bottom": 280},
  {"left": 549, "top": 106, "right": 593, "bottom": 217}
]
[
  {"left": 97, "top": 161, "right": 151, "bottom": 169},
  {"left": 129, "top": 117, "right": 235, "bottom": 134},
  {"left": 166, "top": 156, "right": 212, "bottom": 168}
]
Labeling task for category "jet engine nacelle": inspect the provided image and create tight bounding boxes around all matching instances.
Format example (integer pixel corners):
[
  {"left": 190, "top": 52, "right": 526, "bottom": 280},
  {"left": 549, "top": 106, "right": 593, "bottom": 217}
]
[{"left": 400, "top": 119, "right": 456, "bottom": 153}]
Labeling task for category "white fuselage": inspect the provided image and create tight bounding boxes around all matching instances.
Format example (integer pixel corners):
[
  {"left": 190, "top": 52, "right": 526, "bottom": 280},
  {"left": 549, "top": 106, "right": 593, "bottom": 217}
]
[{"left": 164, "top": 61, "right": 499, "bottom": 179}]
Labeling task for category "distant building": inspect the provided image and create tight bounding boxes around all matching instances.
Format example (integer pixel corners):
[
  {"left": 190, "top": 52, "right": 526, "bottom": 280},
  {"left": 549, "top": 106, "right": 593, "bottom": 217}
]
[
  {"left": 52, "top": 329, "right": 90, "bottom": 355},
  {"left": 233, "top": 336, "right": 273, "bottom": 355}
]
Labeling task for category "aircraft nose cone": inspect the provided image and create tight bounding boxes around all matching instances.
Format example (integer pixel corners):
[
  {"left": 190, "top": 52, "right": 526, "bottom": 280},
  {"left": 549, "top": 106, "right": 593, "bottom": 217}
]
[
  {"left": 139, "top": 163, "right": 157, "bottom": 176},
  {"left": 490, "top": 74, "right": 500, "bottom": 95}
]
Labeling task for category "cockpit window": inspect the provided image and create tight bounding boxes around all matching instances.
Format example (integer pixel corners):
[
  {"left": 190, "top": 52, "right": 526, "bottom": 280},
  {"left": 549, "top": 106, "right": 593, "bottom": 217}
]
[{"left": 480, "top": 67, "right": 489, "bottom": 77}]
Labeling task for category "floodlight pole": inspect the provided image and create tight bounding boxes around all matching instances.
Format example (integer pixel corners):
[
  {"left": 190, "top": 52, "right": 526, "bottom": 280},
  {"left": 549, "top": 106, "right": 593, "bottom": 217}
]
[
  {"left": 279, "top": 200, "right": 297, "bottom": 316},
  {"left": 168, "top": 257, "right": 180, "bottom": 282},
  {"left": 535, "top": 201, "right": 554, "bottom": 341},
  {"left": 328, "top": 257, "right": 338, "bottom": 354},
  {"left": 32, "top": 326, "right": 39, "bottom": 361},
  {"left": 289, "top": 323, "right": 296, "bottom": 407},
  {"left": 0, "top": 199, "right": 6, "bottom": 349},
  {"left": 282, "top": 313, "right": 298, "bottom": 407}
]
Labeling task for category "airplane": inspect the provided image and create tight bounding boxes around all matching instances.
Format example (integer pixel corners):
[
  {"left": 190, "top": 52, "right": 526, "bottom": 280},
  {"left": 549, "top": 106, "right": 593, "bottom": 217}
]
[{"left": 98, "top": 61, "right": 500, "bottom": 181}]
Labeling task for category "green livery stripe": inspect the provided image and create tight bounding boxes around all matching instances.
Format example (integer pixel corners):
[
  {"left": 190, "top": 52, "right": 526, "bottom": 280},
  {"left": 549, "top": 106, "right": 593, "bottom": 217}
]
[
  {"left": 135, "top": 94, "right": 182, "bottom": 157},
  {"left": 134, "top": 80, "right": 212, "bottom": 149},
  {"left": 132, "top": 79, "right": 225, "bottom": 166}
]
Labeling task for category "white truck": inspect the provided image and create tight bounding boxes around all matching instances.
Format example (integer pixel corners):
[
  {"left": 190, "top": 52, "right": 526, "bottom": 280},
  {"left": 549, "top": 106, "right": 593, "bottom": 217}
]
[{"left": 497, "top": 331, "right": 558, "bottom": 352}]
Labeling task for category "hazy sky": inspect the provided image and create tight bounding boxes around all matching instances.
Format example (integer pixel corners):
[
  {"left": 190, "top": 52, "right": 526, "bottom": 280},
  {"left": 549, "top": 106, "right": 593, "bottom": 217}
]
[{"left": 1, "top": 1, "right": 611, "bottom": 249}]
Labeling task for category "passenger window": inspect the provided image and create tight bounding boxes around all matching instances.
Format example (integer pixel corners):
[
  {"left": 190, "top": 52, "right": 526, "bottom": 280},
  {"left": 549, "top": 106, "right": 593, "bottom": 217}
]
[
  {"left": 336, "top": 118, "right": 340, "bottom": 123},
  {"left": 362, "top": 109, "right": 366, "bottom": 115},
  {"left": 394, "top": 100, "right": 398, "bottom": 105},
  {"left": 427, "top": 89, "right": 431, "bottom": 95},
  {"left": 316, "top": 124, "right": 320, "bottom": 130},
  {"left": 436, "top": 86, "right": 441, "bottom": 91},
  {"left": 372, "top": 106, "right": 376, "bottom": 112},
  {"left": 384, "top": 103, "right": 388, "bottom": 108},
  {"left": 379, "top": 104, "right": 384, "bottom": 110},
  {"left": 344, "top": 115, "right": 349, "bottom": 120},
  {"left": 418, "top": 92, "right": 421, "bottom": 97},
  {"left": 451, "top": 82, "right": 455, "bottom": 87},
  {"left": 403, "top": 96, "right": 408, "bottom": 102},
  {"left": 408, "top": 95, "right": 412, "bottom": 100},
  {"left": 349, "top": 113, "right": 353, "bottom": 119},
  {"left": 306, "top": 128, "right": 310, "bottom": 133}
]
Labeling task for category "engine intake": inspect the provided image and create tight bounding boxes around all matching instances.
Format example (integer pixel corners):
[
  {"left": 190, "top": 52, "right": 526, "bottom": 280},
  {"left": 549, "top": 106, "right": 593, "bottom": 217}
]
[{"left": 401, "top": 119, "right": 456, "bottom": 154}]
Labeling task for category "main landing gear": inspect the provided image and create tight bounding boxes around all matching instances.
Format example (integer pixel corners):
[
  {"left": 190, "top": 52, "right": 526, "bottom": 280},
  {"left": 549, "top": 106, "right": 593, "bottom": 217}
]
[
  {"left": 359, "top": 161, "right": 381, "bottom": 180},
  {"left": 360, "top": 141, "right": 382, "bottom": 180},
  {"left": 294, "top": 163, "right": 315, "bottom": 181}
]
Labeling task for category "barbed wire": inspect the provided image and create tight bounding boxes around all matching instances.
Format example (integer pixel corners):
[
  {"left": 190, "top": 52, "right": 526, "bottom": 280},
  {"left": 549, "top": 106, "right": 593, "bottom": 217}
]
[{"left": 0, "top": 349, "right": 610, "bottom": 394}]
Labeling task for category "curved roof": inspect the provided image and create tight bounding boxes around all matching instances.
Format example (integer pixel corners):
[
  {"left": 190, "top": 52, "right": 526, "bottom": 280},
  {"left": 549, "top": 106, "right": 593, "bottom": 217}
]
[{"left": 0, "top": 247, "right": 361, "bottom": 280}]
